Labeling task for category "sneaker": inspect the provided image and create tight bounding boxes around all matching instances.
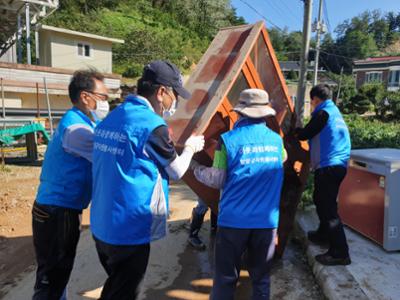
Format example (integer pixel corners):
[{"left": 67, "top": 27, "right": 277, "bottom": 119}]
[
  {"left": 307, "top": 230, "right": 329, "bottom": 246},
  {"left": 315, "top": 251, "right": 351, "bottom": 266},
  {"left": 188, "top": 235, "right": 206, "bottom": 250}
]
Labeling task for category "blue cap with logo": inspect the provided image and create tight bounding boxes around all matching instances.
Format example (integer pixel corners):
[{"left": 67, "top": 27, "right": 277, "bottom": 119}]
[{"left": 142, "top": 60, "right": 191, "bottom": 100}]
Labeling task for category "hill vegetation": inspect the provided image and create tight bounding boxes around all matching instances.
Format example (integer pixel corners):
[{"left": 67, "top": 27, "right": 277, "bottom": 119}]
[
  {"left": 45, "top": 0, "right": 245, "bottom": 77},
  {"left": 45, "top": 2, "right": 400, "bottom": 79},
  {"left": 269, "top": 10, "right": 400, "bottom": 74}
]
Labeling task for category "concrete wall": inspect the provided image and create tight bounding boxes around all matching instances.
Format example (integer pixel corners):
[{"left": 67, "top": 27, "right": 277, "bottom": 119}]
[
  {"left": 355, "top": 70, "right": 389, "bottom": 89},
  {"left": 47, "top": 32, "right": 113, "bottom": 73},
  {"left": 4, "top": 91, "right": 72, "bottom": 110},
  {"left": 0, "top": 44, "right": 17, "bottom": 63},
  {"left": 39, "top": 31, "right": 52, "bottom": 67},
  {"left": 286, "top": 83, "right": 312, "bottom": 118},
  {"left": 355, "top": 71, "right": 366, "bottom": 89},
  {"left": 382, "top": 70, "right": 389, "bottom": 88}
]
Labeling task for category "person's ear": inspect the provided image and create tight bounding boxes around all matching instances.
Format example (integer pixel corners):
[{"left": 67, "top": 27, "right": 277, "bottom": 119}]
[
  {"left": 156, "top": 86, "right": 166, "bottom": 104},
  {"left": 80, "top": 91, "right": 90, "bottom": 106}
]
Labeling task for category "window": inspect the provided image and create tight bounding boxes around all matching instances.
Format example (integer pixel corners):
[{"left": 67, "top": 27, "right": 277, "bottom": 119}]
[
  {"left": 77, "top": 43, "right": 91, "bottom": 57},
  {"left": 388, "top": 70, "right": 400, "bottom": 88},
  {"left": 365, "top": 72, "right": 383, "bottom": 83}
]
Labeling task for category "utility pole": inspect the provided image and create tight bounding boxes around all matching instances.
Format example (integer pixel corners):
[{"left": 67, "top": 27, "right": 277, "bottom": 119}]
[
  {"left": 25, "top": 3, "right": 32, "bottom": 65},
  {"left": 296, "top": 0, "right": 313, "bottom": 126},
  {"left": 17, "top": 13, "right": 22, "bottom": 64},
  {"left": 35, "top": 26, "right": 40, "bottom": 65},
  {"left": 312, "top": 0, "right": 325, "bottom": 86}
]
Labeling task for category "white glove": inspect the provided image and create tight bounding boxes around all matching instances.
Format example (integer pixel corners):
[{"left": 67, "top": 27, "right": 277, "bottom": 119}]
[{"left": 184, "top": 135, "right": 205, "bottom": 153}]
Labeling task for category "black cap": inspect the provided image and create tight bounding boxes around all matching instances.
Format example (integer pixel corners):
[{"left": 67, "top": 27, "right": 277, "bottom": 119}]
[{"left": 142, "top": 60, "right": 191, "bottom": 99}]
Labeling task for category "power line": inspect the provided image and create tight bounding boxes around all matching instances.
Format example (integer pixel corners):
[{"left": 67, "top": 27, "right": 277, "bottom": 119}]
[
  {"left": 318, "top": 49, "right": 353, "bottom": 61},
  {"left": 322, "top": 0, "right": 332, "bottom": 34},
  {"left": 279, "top": 0, "right": 302, "bottom": 24},
  {"left": 238, "top": 0, "right": 285, "bottom": 33},
  {"left": 265, "top": 0, "right": 299, "bottom": 26}
]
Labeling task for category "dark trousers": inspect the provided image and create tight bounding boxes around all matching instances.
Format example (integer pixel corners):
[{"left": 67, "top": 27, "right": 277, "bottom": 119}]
[
  {"left": 211, "top": 227, "right": 276, "bottom": 300},
  {"left": 314, "top": 165, "right": 349, "bottom": 257},
  {"left": 32, "top": 202, "right": 81, "bottom": 300},
  {"left": 94, "top": 237, "right": 150, "bottom": 300}
]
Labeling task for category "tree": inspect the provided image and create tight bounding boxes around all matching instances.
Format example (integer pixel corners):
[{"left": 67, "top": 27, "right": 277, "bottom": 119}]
[
  {"left": 287, "top": 70, "right": 298, "bottom": 81},
  {"left": 330, "top": 73, "right": 357, "bottom": 111},
  {"left": 321, "top": 10, "right": 400, "bottom": 74},
  {"left": 348, "top": 94, "right": 372, "bottom": 114},
  {"left": 358, "top": 83, "right": 385, "bottom": 116}
]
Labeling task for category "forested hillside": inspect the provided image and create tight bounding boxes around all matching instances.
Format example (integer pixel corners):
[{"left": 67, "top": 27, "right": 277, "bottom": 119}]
[
  {"left": 269, "top": 10, "right": 400, "bottom": 74},
  {"left": 45, "top": 1, "right": 400, "bottom": 77},
  {"left": 45, "top": 0, "right": 245, "bottom": 77}
]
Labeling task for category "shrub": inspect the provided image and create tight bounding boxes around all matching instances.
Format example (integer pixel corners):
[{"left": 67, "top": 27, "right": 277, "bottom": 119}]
[
  {"left": 347, "top": 94, "right": 372, "bottom": 114},
  {"left": 358, "top": 83, "right": 386, "bottom": 115},
  {"left": 345, "top": 115, "right": 400, "bottom": 149}
]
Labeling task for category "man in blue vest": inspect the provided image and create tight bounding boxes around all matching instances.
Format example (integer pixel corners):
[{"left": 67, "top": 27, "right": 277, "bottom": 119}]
[
  {"left": 32, "top": 69, "right": 109, "bottom": 299},
  {"left": 295, "top": 84, "right": 351, "bottom": 266},
  {"left": 90, "top": 60, "right": 205, "bottom": 299},
  {"left": 194, "top": 89, "right": 285, "bottom": 300}
]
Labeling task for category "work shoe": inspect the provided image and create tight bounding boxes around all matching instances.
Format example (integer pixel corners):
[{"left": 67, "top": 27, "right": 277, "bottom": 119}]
[
  {"left": 188, "top": 235, "right": 206, "bottom": 250},
  {"left": 307, "top": 230, "right": 329, "bottom": 246},
  {"left": 315, "top": 251, "right": 351, "bottom": 266},
  {"left": 189, "top": 208, "right": 206, "bottom": 250}
]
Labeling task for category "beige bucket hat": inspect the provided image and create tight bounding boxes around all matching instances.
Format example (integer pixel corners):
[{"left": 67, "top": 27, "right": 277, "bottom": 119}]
[{"left": 233, "top": 89, "right": 276, "bottom": 118}]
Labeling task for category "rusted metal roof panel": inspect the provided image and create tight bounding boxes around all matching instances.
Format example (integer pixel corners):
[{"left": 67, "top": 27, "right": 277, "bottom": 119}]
[
  {"left": 168, "top": 23, "right": 263, "bottom": 146},
  {"left": 167, "top": 22, "right": 310, "bottom": 257}
]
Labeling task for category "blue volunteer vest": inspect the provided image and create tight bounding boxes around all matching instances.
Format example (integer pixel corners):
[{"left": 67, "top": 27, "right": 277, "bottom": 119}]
[
  {"left": 219, "top": 118, "right": 284, "bottom": 229},
  {"left": 309, "top": 100, "right": 351, "bottom": 170},
  {"left": 90, "top": 95, "right": 169, "bottom": 245},
  {"left": 36, "top": 107, "right": 96, "bottom": 210}
]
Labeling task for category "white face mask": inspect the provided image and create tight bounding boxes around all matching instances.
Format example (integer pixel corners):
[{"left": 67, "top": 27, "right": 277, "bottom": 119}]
[
  {"left": 162, "top": 99, "right": 177, "bottom": 118},
  {"left": 92, "top": 100, "right": 110, "bottom": 120}
]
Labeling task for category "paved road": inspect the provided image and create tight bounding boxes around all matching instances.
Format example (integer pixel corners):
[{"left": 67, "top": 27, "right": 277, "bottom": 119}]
[{"left": 2, "top": 183, "right": 323, "bottom": 300}]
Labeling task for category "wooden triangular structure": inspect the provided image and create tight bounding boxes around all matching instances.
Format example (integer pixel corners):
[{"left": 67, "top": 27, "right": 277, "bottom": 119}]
[{"left": 168, "top": 21, "right": 309, "bottom": 256}]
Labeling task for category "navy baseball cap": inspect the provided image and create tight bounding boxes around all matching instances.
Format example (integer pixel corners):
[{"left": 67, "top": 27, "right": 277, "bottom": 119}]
[{"left": 142, "top": 60, "right": 191, "bottom": 99}]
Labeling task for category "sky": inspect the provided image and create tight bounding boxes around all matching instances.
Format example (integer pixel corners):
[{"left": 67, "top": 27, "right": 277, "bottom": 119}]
[{"left": 231, "top": 0, "right": 400, "bottom": 35}]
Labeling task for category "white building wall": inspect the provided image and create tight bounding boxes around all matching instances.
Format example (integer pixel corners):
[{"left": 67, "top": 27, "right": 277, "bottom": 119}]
[
  {"left": 49, "top": 32, "right": 113, "bottom": 73},
  {"left": 0, "top": 44, "right": 17, "bottom": 63}
]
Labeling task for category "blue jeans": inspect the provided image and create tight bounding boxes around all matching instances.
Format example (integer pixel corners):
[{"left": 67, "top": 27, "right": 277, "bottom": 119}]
[{"left": 211, "top": 227, "right": 276, "bottom": 300}]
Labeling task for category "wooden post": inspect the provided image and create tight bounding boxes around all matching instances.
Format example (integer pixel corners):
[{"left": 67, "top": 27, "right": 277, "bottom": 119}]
[
  {"left": 1, "top": 78, "right": 5, "bottom": 119},
  {"left": 26, "top": 132, "right": 38, "bottom": 162},
  {"left": 1, "top": 78, "right": 5, "bottom": 166},
  {"left": 36, "top": 82, "right": 40, "bottom": 117},
  {"left": 43, "top": 77, "right": 54, "bottom": 136}
]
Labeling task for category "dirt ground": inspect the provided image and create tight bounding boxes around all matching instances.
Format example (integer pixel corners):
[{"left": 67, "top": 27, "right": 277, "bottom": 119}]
[
  {"left": 0, "top": 163, "right": 91, "bottom": 298},
  {"left": 0, "top": 163, "right": 323, "bottom": 300}
]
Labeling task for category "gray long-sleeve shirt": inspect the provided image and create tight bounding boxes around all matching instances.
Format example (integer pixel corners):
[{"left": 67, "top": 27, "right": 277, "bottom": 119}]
[{"left": 62, "top": 124, "right": 95, "bottom": 162}]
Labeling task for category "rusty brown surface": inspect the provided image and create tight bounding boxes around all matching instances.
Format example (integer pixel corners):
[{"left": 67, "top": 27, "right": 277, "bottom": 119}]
[
  {"left": 338, "top": 167, "right": 385, "bottom": 245},
  {"left": 168, "top": 22, "right": 310, "bottom": 256},
  {"left": 168, "top": 22, "right": 263, "bottom": 146}
]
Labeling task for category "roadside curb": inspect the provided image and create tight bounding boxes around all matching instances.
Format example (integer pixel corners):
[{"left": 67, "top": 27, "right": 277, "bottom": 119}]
[{"left": 293, "top": 209, "right": 369, "bottom": 300}]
